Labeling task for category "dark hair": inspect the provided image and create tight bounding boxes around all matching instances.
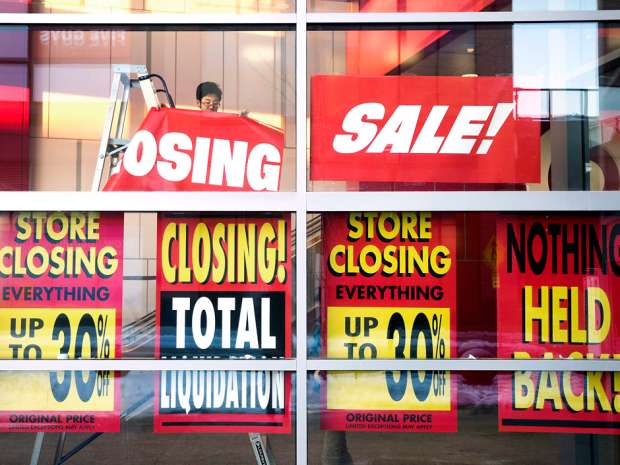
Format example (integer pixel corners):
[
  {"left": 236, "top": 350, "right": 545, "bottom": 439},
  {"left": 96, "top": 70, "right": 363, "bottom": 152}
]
[{"left": 196, "top": 81, "right": 222, "bottom": 101}]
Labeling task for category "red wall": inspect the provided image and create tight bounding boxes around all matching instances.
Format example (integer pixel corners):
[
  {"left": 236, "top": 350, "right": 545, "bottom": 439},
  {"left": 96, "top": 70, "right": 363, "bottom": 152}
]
[{"left": 347, "top": 0, "right": 495, "bottom": 76}]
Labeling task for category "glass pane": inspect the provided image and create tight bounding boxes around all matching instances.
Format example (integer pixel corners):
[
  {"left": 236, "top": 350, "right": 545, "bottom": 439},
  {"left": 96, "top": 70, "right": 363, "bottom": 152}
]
[
  {"left": 308, "top": 371, "right": 620, "bottom": 462},
  {"left": 307, "top": 212, "right": 620, "bottom": 359},
  {"left": 0, "top": 0, "right": 293, "bottom": 14},
  {"left": 0, "top": 370, "right": 295, "bottom": 464},
  {"left": 308, "top": 0, "right": 619, "bottom": 13},
  {"left": 0, "top": 211, "right": 296, "bottom": 359},
  {"left": 0, "top": 26, "right": 295, "bottom": 192},
  {"left": 308, "top": 23, "right": 620, "bottom": 191}
]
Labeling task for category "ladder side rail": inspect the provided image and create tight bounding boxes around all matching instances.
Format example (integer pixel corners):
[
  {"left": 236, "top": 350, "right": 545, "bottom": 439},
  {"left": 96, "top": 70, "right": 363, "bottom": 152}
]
[
  {"left": 115, "top": 74, "right": 131, "bottom": 141},
  {"left": 137, "top": 72, "right": 162, "bottom": 110},
  {"left": 91, "top": 71, "right": 123, "bottom": 192},
  {"left": 249, "top": 432, "right": 276, "bottom": 465}
]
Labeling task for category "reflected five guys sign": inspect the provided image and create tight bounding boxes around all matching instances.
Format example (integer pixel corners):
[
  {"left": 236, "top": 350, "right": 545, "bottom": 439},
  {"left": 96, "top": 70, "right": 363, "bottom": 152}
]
[
  {"left": 311, "top": 76, "right": 540, "bottom": 184},
  {"left": 321, "top": 212, "right": 457, "bottom": 432},
  {"left": 497, "top": 215, "right": 620, "bottom": 434},
  {"left": 104, "top": 108, "right": 284, "bottom": 192},
  {"left": 155, "top": 214, "right": 292, "bottom": 433},
  {"left": 0, "top": 212, "right": 123, "bottom": 432}
]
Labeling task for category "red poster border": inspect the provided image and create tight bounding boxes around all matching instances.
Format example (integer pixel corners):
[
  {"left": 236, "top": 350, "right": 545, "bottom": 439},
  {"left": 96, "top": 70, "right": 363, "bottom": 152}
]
[
  {"left": 154, "top": 213, "right": 293, "bottom": 434},
  {"left": 0, "top": 212, "right": 123, "bottom": 433},
  {"left": 319, "top": 212, "right": 458, "bottom": 432},
  {"left": 496, "top": 214, "right": 620, "bottom": 435}
]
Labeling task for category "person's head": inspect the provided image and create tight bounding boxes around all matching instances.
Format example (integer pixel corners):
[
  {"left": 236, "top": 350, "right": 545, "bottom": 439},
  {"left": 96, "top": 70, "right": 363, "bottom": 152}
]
[{"left": 196, "top": 81, "right": 222, "bottom": 112}]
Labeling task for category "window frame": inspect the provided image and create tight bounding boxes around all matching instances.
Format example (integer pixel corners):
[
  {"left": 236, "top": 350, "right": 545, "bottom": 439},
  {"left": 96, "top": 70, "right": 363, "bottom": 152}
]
[{"left": 0, "top": 7, "right": 620, "bottom": 465}]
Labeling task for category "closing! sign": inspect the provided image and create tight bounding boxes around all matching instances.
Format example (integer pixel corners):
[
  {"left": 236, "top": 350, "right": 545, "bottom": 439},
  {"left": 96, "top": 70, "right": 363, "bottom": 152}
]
[{"left": 311, "top": 75, "right": 540, "bottom": 184}]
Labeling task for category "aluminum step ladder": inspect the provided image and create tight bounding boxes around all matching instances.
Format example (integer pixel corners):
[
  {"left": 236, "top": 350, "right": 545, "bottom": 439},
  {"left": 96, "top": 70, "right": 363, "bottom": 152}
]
[{"left": 91, "top": 64, "right": 173, "bottom": 192}]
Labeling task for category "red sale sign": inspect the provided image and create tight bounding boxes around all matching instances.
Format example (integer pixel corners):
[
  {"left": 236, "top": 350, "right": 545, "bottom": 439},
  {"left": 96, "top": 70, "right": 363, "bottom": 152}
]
[
  {"left": 497, "top": 215, "right": 620, "bottom": 434},
  {"left": 311, "top": 75, "right": 540, "bottom": 184},
  {"left": 104, "top": 108, "right": 284, "bottom": 192}
]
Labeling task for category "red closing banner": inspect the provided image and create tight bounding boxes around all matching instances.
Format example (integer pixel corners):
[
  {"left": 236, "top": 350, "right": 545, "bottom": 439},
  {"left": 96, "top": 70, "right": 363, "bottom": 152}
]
[
  {"left": 104, "top": 108, "right": 284, "bottom": 192},
  {"left": 311, "top": 75, "right": 540, "bottom": 184}
]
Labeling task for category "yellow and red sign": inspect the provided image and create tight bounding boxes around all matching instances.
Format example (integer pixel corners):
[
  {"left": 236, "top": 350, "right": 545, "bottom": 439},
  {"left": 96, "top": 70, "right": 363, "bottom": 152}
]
[
  {"left": 497, "top": 214, "right": 620, "bottom": 434},
  {"left": 321, "top": 212, "right": 457, "bottom": 432},
  {"left": 0, "top": 212, "right": 123, "bottom": 432},
  {"left": 155, "top": 214, "right": 292, "bottom": 433}
]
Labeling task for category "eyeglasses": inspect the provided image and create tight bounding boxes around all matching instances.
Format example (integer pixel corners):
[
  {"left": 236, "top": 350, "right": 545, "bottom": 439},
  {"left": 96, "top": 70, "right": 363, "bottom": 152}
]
[{"left": 199, "top": 98, "right": 221, "bottom": 111}]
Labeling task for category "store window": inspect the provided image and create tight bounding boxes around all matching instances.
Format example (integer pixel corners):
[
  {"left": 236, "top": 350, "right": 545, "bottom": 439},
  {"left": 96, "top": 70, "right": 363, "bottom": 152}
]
[
  {"left": 308, "top": 23, "right": 620, "bottom": 192},
  {"left": 1, "top": 3, "right": 619, "bottom": 465},
  {"left": 0, "top": 211, "right": 296, "bottom": 359},
  {"left": 0, "top": 211, "right": 296, "bottom": 452},
  {"left": 0, "top": 370, "right": 296, "bottom": 461},
  {"left": 0, "top": 26, "right": 296, "bottom": 192},
  {"left": 307, "top": 211, "right": 620, "bottom": 358}
]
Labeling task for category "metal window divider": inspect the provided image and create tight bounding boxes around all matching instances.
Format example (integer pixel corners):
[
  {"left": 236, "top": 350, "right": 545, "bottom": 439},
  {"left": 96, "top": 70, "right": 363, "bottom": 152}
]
[
  {"left": 296, "top": 0, "right": 309, "bottom": 463},
  {"left": 0, "top": 358, "right": 618, "bottom": 372},
  {"left": 3, "top": 11, "right": 620, "bottom": 24}
]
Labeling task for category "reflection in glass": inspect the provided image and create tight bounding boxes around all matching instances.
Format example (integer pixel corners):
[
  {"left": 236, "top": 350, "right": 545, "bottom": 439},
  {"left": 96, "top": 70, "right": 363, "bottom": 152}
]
[
  {"left": 0, "top": 26, "right": 296, "bottom": 192},
  {"left": 0, "top": 370, "right": 295, "bottom": 465}
]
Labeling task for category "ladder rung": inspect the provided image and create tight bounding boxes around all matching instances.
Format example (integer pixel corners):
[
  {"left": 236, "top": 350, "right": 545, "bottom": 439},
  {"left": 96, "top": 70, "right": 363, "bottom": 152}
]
[{"left": 109, "top": 138, "right": 129, "bottom": 146}]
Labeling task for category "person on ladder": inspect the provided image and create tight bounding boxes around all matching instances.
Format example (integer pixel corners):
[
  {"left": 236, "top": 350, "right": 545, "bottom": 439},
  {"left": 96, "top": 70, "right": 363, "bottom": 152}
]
[
  {"left": 196, "top": 81, "right": 248, "bottom": 116},
  {"left": 196, "top": 81, "right": 222, "bottom": 112}
]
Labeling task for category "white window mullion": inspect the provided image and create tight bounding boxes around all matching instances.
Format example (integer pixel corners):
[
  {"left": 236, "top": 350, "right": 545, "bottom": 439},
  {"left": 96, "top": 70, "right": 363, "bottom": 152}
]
[
  {"left": 307, "top": 191, "right": 620, "bottom": 212},
  {"left": 306, "top": 10, "right": 620, "bottom": 24},
  {"left": 0, "top": 192, "right": 298, "bottom": 212},
  {"left": 2, "top": 11, "right": 618, "bottom": 26},
  {"left": 295, "top": 3, "right": 309, "bottom": 465},
  {"left": 307, "top": 359, "right": 620, "bottom": 372},
  {"left": 0, "top": 13, "right": 296, "bottom": 25}
]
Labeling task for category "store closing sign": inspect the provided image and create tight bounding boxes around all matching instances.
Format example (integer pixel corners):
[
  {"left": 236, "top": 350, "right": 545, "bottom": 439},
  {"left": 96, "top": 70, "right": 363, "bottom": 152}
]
[
  {"left": 155, "top": 215, "right": 292, "bottom": 433},
  {"left": 0, "top": 212, "right": 123, "bottom": 432},
  {"left": 311, "top": 76, "right": 540, "bottom": 184},
  {"left": 321, "top": 212, "right": 457, "bottom": 432},
  {"left": 104, "top": 108, "right": 284, "bottom": 192},
  {"left": 497, "top": 215, "right": 620, "bottom": 434}
]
